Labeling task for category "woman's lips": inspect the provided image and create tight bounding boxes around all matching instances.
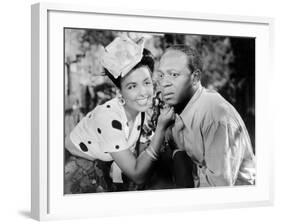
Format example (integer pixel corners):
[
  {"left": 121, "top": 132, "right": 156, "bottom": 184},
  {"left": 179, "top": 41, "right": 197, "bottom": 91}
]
[{"left": 136, "top": 97, "right": 150, "bottom": 106}]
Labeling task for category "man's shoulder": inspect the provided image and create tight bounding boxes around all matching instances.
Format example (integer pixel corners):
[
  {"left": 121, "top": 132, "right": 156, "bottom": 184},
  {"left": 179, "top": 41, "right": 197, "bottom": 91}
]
[
  {"left": 201, "top": 88, "right": 222, "bottom": 102},
  {"left": 198, "top": 88, "right": 223, "bottom": 109},
  {"left": 199, "top": 88, "right": 232, "bottom": 121}
]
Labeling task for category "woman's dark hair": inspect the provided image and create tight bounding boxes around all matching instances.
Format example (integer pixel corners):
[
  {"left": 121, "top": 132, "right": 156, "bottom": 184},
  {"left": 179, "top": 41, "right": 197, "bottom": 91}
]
[{"left": 104, "top": 48, "right": 154, "bottom": 89}]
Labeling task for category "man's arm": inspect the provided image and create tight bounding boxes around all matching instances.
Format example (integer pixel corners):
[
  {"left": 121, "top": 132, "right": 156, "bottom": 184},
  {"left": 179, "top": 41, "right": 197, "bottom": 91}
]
[{"left": 203, "top": 120, "right": 245, "bottom": 186}]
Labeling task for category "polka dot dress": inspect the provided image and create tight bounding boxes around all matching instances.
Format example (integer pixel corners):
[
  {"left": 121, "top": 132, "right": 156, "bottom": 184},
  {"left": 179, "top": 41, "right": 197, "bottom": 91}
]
[{"left": 69, "top": 97, "right": 142, "bottom": 161}]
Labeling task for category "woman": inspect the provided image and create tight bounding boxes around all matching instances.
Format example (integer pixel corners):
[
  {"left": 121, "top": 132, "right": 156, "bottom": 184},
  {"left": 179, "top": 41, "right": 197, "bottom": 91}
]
[{"left": 65, "top": 36, "right": 174, "bottom": 186}]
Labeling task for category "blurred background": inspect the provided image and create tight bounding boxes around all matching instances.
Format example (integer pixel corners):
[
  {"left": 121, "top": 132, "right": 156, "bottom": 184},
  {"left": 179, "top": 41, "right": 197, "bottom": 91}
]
[{"left": 64, "top": 29, "right": 255, "bottom": 194}]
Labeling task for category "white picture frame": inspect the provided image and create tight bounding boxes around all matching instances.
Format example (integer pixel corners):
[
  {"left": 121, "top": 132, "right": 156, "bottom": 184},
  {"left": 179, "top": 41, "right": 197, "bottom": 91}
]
[{"left": 31, "top": 2, "right": 274, "bottom": 221}]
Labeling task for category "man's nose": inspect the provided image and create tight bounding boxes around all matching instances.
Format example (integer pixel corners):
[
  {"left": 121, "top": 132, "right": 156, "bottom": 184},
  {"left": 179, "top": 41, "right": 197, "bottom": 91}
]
[{"left": 160, "top": 76, "right": 172, "bottom": 87}]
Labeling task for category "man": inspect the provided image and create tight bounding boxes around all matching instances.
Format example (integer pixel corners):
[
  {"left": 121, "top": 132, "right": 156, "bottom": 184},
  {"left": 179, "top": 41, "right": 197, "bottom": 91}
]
[{"left": 157, "top": 45, "right": 255, "bottom": 187}]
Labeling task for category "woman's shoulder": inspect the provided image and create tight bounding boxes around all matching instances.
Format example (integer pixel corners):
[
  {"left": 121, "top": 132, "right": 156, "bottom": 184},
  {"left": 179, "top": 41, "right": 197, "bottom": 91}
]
[
  {"left": 88, "top": 98, "right": 126, "bottom": 127},
  {"left": 91, "top": 98, "right": 120, "bottom": 116},
  {"left": 100, "top": 97, "right": 119, "bottom": 109}
]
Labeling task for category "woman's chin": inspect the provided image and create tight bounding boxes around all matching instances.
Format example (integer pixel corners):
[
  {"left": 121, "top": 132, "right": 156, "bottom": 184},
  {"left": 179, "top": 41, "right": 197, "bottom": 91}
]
[
  {"left": 134, "top": 98, "right": 152, "bottom": 112},
  {"left": 137, "top": 106, "right": 149, "bottom": 112}
]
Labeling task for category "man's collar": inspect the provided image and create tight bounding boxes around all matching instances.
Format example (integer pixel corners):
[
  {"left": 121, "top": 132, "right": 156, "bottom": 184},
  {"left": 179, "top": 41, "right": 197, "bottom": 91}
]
[{"left": 180, "top": 83, "right": 203, "bottom": 118}]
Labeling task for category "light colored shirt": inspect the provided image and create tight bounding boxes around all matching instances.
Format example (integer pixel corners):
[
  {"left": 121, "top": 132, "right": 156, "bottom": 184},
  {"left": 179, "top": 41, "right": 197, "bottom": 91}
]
[
  {"left": 69, "top": 97, "right": 142, "bottom": 182},
  {"left": 171, "top": 84, "right": 256, "bottom": 187}
]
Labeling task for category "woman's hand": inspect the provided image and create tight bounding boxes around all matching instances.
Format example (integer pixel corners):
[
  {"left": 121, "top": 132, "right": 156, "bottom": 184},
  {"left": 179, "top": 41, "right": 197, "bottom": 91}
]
[{"left": 157, "top": 106, "right": 175, "bottom": 130}]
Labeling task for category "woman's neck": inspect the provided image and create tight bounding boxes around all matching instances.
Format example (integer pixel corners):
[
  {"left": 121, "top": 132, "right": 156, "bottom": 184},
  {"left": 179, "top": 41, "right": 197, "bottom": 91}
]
[{"left": 123, "top": 104, "right": 138, "bottom": 123}]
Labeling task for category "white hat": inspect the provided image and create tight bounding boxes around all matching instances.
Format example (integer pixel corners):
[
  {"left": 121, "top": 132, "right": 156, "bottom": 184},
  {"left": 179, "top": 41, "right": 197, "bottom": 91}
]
[{"left": 100, "top": 36, "right": 145, "bottom": 79}]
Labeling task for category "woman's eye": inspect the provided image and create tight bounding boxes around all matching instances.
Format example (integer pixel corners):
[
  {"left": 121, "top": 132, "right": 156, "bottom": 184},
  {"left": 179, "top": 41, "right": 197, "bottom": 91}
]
[{"left": 128, "top": 84, "right": 136, "bottom": 90}]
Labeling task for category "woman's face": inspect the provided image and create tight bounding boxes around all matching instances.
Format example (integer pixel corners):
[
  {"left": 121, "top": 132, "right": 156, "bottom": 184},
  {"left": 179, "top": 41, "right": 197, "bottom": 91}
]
[{"left": 120, "top": 66, "right": 154, "bottom": 114}]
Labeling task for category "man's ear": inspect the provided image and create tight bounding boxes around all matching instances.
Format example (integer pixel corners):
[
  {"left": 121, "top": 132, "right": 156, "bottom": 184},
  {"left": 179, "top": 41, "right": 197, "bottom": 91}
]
[{"left": 192, "top": 69, "right": 201, "bottom": 84}]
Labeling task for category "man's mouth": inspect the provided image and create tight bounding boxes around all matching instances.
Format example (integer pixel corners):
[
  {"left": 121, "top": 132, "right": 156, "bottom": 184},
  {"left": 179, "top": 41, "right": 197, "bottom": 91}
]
[{"left": 163, "top": 92, "right": 174, "bottom": 99}]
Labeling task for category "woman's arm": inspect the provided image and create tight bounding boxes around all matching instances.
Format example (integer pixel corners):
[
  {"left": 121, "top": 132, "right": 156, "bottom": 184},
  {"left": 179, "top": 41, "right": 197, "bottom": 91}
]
[{"left": 110, "top": 107, "right": 175, "bottom": 184}]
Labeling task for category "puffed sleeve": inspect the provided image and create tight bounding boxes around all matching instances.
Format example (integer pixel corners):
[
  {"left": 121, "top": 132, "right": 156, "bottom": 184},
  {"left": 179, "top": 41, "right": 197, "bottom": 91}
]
[
  {"left": 203, "top": 118, "right": 245, "bottom": 186},
  {"left": 93, "top": 107, "right": 129, "bottom": 153}
]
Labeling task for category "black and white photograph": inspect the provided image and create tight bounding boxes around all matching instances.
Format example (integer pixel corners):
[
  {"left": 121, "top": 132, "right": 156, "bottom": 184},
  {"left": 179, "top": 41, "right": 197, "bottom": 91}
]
[
  {"left": 28, "top": 0, "right": 277, "bottom": 221},
  {"left": 64, "top": 29, "right": 256, "bottom": 194}
]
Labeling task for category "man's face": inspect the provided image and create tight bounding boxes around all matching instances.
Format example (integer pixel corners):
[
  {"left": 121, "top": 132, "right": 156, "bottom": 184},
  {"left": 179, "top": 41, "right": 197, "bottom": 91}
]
[{"left": 157, "top": 50, "right": 193, "bottom": 107}]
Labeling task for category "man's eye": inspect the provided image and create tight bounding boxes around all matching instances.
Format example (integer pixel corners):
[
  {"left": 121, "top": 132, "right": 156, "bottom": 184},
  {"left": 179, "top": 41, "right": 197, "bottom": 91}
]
[
  {"left": 145, "top": 81, "right": 152, "bottom": 85},
  {"left": 171, "top": 73, "right": 180, "bottom": 77},
  {"left": 158, "top": 73, "right": 164, "bottom": 78}
]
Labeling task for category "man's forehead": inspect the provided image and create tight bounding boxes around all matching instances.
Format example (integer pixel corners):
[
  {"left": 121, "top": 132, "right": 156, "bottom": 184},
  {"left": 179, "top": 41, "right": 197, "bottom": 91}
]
[{"left": 159, "top": 50, "right": 188, "bottom": 68}]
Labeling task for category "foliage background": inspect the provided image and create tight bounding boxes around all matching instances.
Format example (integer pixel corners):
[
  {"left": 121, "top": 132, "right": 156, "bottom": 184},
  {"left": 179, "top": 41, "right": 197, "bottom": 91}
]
[{"left": 64, "top": 29, "right": 255, "bottom": 194}]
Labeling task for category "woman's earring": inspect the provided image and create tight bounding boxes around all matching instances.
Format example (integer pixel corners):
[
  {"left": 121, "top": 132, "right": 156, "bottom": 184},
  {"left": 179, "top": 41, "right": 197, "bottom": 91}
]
[{"left": 118, "top": 95, "right": 126, "bottom": 106}]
